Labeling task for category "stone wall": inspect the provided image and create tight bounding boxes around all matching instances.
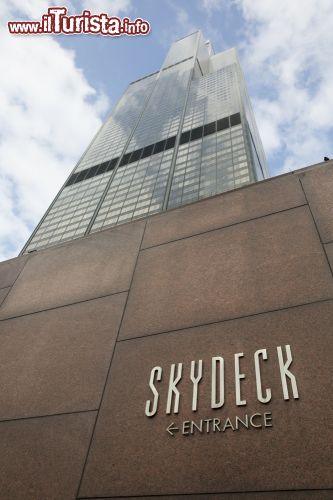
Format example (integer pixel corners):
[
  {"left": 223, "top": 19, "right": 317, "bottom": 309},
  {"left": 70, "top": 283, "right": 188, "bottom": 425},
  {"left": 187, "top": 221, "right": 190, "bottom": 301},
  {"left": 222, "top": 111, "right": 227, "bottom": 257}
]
[{"left": 0, "top": 161, "right": 332, "bottom": 499}]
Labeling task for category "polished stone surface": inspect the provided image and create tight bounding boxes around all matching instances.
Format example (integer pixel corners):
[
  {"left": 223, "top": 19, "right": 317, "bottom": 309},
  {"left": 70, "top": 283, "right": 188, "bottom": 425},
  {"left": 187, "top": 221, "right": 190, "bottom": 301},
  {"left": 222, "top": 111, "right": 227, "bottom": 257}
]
[
  {"left": 0, "top": 164, "right": 332, "bottom": 498},
  {"left": 91, "top": 491, "right": 332, "bottom": 499},
  {"left": 324, "top": 242, "right": 333, "bottom": 272},
  {"left": 0, "top": 254, "right": 29, "bottom": 289},
  {"left": 0, "top": 287, "right": 10, "bottom": 308},
  {"left": 80, "top": 300, "right": 333, "bottom": 497},
  {"left": 0, "top": 411, "right": 96, "bottom": 500},
  {"left": 0, "top": 293, "right": 126, "bottom": 419},
  {"left": 143, "top": 174, "right": 306, "bottom": 249},
  {"left": 0, "top": 222, "right": 144, "bottom": 319},
  {"left": 299, "top": 164, "right": 333, "bottom": 243},
  {"left": 121, "top": 206, "right": 333, "bottom": 339}
]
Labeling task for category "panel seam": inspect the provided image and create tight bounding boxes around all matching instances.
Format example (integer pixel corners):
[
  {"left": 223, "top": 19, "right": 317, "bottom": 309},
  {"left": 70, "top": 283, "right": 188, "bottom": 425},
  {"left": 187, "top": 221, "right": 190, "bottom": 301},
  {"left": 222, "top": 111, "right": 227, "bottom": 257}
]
[
  {"left": 142, "top": 203, "right": 308, "bottom": 252},
  {"left": 299, "top": 178, "right": 333, "bottom": 278},
  {"left": 117, "top": 296, "right": 333, "bottom": 344},
  {"left": 0, "top": 289, "right": 129, "bottom": 323},
  {"left": 75, "top": 219, "right": 148, "bottom": 499}
]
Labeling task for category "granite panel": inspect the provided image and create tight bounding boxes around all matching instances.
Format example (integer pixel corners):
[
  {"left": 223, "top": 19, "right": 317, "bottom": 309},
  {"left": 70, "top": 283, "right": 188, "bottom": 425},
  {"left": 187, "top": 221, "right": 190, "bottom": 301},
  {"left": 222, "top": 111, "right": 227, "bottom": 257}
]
[
  {"left": 120, "top": 206, "right": 333, "bottom": 340},
  {"left": 324, "top": 242, "right": 333, "bottom": 274},
  {"left": 0, "top": 221, "right": 144, "bottom": 319},
  {"left": 0, "top": 293, "right": 126, "bottom": 419},
  {"left": 143, "top": 174, "right": 306, "bottom": 249},
  {"left": 0, "top": 411, "right": 95, "bottom": 500},
  {"left": 299, "top": 164, "right": 333, "bottom": 243},
  {"left": 0, "top": 254, "right": 29, "bottom": 289},
  {"left": 80, "top": 300, "right": 333, "bottom": 497},
  {"left": 93, "top": 491, "right": 332, "bottom": 499},
  {"left": 0, "top": 287, "right": 10, "bottom": 307}
]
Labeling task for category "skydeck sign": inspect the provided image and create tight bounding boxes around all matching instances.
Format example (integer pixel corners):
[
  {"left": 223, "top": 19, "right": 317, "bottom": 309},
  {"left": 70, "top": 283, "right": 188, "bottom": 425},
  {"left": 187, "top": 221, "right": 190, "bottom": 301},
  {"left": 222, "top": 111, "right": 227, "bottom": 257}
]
[{"left": 144, "top": 344, "right": 299, "bottom": 437}]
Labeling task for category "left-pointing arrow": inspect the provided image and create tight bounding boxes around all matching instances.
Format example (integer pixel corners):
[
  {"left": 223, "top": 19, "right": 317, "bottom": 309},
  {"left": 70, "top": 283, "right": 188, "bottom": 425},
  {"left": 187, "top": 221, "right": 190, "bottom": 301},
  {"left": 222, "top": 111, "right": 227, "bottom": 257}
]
[{"left": 166, "top": 422, "right": 179, "bottom": 436}]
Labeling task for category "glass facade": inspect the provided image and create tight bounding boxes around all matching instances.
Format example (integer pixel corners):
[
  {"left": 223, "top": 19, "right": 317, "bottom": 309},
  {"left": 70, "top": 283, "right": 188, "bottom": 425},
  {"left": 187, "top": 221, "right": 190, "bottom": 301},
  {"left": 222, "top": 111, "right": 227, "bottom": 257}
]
[
  {"left": 23, "top": 31, "right": 268, "bottom": 253},
  {"left": 74, "top": 72, "right": 158, "bottom": 172},
  {"left": 91, "top": 148, "right": 172, "bottom": 231},
  {"left": 28, "top": 174, "right": 110, "bottom": 248},
  {"left": 168, "top": 118, "right": 247, "bottom": 208}
]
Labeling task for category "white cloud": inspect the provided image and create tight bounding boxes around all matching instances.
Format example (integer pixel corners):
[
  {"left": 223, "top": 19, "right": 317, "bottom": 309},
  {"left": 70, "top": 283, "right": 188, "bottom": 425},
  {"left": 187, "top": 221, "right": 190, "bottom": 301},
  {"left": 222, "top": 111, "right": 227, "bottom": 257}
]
[
  {"left": 81, "top": 0, "right": 132, "bottom": 15},
  {"left": 0, "top": 0, "right": 52, "bottom": 19},
  {"left": 252, "top": 99, "right": 283, "bottom": 154},
  {"left": 159, "top": 2, "right": 197, "bottom": 49},
  {"left": 236, "top": 0, "right": 333, "bottom": 174},
  {"left": 201, "top": 0, "right": 228, "bottom": 10},
  {"left": 0, "top": 1, "right": 109, "bottom": 261}
]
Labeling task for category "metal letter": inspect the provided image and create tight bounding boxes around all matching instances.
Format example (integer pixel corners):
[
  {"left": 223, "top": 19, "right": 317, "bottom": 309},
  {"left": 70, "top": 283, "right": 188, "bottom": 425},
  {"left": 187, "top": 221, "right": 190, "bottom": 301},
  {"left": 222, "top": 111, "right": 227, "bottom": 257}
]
[
  {"left": 191, "top": 419, "right": 203, "bottom": 434},
  {"left": 264, "top": 412, "right": 273, "bottom": 427},
  {"left": 250, "top": 413, "right": 262, "bottom": 428},
  {"left": 204, "top": 418, "right": 213, "bottom": 433},
  {"left": 213, "top": 418, "right": 221, "bottom": 432},
  {"left": 166, "top": 363, "right": 183, "bottom": 414},
  {"left": 235, "top": 414, "right": 249, "bottom": 430},
  {"left": 222, "top": 417, "right": 235, "bottom": 431},
  {"left": 182, "top": 420, "right": 190, "bottom": 436},
  {"left": 145, "top": 366, "right": 162, "bottom": 417},
  {"left": 277, "top": 345, "right": 299, "bottom": 400},
  {"left": 211, "top": 356, "right": 224, "bottom": 408},
  {"left": 235, "top": 353, "right": 246, "bottom": 406},
  {"left": 190, "top": 360, "right": 203, "bottom": 411},
  {"left": 254, "top": 348, "right": 272, "bottom": 404}
]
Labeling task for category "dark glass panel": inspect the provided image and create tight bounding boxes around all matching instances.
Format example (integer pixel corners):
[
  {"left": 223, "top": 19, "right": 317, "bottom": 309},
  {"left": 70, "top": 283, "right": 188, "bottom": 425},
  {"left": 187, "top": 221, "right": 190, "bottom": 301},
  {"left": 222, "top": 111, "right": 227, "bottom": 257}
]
[
  {"left": 165, "top": 136, "right": 176, "bottom": 149},
  {"left": 130, "top": 149, "right": 143, "bottom": 162},
  {"left": 203, "top": 121, "right": 217, "bottom": 136},
  {"left": 190, "top": 126, "right": 203, "bottom": 141},
  {"left": 119, "top": 153, "right": 131, "bottom": 166},
  {"left": 153, "top": 139, "right": 166, "bottom": 154},
  {"left": 108, "top": 157, "right": 119, "bottom": 170},
  {"left": 230, "top": 112, "right": 241, "bottom": 126},
  {"left": 180, "top": 130, "right": 190, "bottom": 144},
  {"left": 142, "top": 144, "right": 154, "bottom": 158},
  {"left": 85, "top": 165, "right": 100, "bottom": 179},
  {"left": 97, "top": 161, "right": 110, "bottom": 174},
  {"left": 217, "top": 117, "right": 229, "bottom": 131}
]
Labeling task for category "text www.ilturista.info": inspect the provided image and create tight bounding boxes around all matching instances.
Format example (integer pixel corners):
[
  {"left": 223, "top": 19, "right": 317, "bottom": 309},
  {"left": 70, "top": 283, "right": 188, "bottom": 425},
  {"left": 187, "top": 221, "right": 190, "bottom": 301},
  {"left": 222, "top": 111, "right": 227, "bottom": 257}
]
[{"left": 8, "top": 7, "right": 150, "bottom": 36}]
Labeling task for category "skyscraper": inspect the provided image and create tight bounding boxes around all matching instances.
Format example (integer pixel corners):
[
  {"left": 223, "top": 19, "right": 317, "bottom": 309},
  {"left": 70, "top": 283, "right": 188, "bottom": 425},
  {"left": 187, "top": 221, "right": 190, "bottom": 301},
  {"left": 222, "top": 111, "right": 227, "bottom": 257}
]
[
  {"left": 1, "top": 31, "right": 332, "bottom": 500},
  {"left": 22, "top": 31, "right": 268, "bottom": 253}
]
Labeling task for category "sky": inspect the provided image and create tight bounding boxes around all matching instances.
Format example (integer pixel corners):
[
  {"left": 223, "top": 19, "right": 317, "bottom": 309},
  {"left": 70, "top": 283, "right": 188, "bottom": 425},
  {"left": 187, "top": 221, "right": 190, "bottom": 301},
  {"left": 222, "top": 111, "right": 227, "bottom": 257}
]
[{"left": 1, "top": 0, "right": 333, "bottom": 261}]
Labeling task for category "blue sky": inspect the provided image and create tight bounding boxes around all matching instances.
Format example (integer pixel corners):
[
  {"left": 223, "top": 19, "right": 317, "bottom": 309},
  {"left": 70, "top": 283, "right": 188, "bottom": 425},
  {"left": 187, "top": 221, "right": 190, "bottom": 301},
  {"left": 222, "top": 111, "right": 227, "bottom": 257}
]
[{"left": 1, "top": 0, "right": 333, "bottom": 260}]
